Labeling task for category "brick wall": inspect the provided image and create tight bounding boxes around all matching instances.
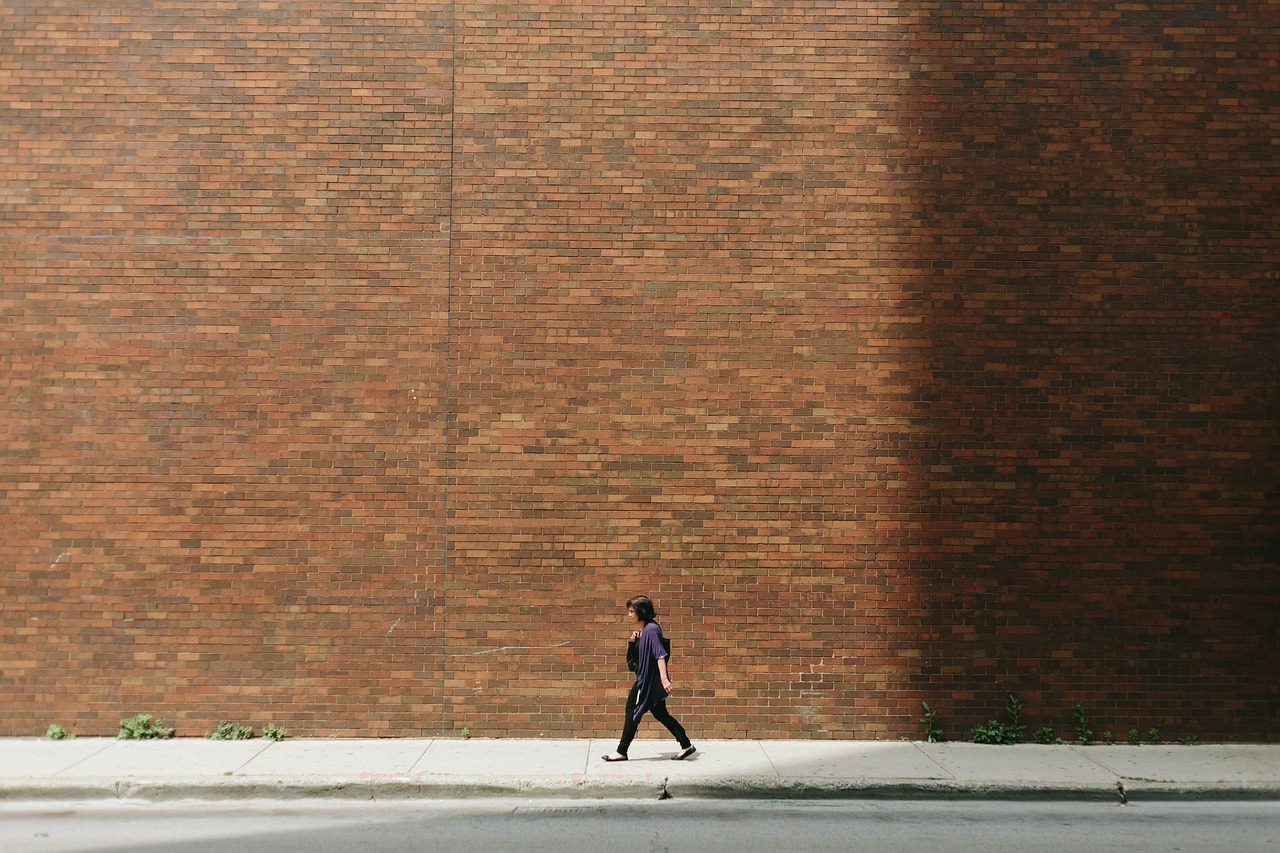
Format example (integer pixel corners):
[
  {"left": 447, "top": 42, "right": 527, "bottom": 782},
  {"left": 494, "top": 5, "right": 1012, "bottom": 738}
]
[{"left": 2, "top": 2, "right": 1275, "bottom": 741}]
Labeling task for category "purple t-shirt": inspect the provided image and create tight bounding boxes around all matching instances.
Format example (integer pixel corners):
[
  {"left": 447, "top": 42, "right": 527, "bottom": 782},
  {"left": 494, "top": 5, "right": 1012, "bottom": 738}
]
[{"left": 632, "top": 621, "right": 670, "bottom": 722}]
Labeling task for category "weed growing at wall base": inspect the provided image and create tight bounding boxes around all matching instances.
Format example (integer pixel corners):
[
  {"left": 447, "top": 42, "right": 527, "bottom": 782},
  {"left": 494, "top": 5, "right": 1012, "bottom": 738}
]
[
  {"left": 207, "top": 721, "right": 255, "bottom": 740},
  {"left": 1033, "top": 726, "right": 1063, "bottom": 745},
  {"left": 972, "top": 720, "right": 1021, "bottom": 744},
  {"left": 117, "top": 714, "right": 175, "bottom": 740},
  {"left": 1073, "top": 704, "right": 1094, "bottom": 745},
  {"left": 920, "top": 702, "right": 943, "bottom": 743},
  {"left": 928, "top": 698, "right": 1204, "bottom": 747},
  {"left": 971, "top": 695, "right": 1027, "bottom": 745}
]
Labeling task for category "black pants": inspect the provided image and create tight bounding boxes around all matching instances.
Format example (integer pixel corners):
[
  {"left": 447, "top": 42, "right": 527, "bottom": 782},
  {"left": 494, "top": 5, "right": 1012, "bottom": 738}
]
[{"left": 616, "top": 681, "right": 691, "bottom": 756}]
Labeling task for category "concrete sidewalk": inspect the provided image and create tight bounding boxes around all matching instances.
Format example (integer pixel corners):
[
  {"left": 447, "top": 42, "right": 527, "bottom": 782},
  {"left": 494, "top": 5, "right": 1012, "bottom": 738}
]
[{"left": 2, "top": 738, "right": 1278, "bottom": 802}]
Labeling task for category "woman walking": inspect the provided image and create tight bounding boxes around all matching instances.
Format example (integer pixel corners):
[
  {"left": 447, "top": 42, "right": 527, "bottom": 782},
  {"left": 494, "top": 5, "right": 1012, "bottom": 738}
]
[{"left": 602, "top": 595, "right": 696, "bottom": 762}]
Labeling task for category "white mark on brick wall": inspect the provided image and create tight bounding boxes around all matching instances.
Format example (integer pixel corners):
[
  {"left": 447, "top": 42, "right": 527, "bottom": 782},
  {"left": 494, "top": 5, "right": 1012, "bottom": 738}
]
[{"left": 449, "top": 641, "right": 571, "bottom": 657}]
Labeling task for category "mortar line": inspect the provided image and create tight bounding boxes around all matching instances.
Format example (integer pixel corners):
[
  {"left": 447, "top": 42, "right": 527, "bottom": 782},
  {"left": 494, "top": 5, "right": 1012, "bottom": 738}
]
[{"left": 1, "top": 234, "right": 450, "bottom": 243}]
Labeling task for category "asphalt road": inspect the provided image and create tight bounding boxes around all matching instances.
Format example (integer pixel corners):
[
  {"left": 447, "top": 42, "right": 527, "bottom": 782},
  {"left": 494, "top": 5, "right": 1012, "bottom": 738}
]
[{"left": 3, "top": 798, "right": 1278, "bottom": 853}]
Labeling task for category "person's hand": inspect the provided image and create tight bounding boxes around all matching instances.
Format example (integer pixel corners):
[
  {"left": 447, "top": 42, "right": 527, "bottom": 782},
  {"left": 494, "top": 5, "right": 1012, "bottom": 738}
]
[
  {"left": 630, "top": 631, "right": 641, "bottom": 642},
  {"left": 662, "top": 678, "right": 673, "bottom": 695}
]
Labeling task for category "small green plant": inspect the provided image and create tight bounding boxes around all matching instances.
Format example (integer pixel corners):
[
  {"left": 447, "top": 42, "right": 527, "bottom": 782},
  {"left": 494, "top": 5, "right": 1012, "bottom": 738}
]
[
  {"left": 1176, "top": 735, "right": 1200, "bottom": 746},
  {"left": 1072, "top": 703, "right": 1094, "bottom": 745},
  {"left": 972, "top": 720, "right": 1018, "bottom": 744},
  {"left": 208, "top": 721, "right": 255, "bottom": 740},
  {"left": 973, "top": 694, "right": 1026, "bottom": 745},
  {"left": 118, "top": 714, "right": 175, "bottom": 740},
  {"left": 45, "top": 724, "right": 72, "bottom": 740},
  {"left": 920, "top": 702, "right": 944, "bottom": 743},
  {"left": 1128, "top": 729, "right": 1142, "bottom": 745},
  {"left": 1102, "top": 731, "right": 1115, "bottom": 745},
  {"left": 1033, "top": 726, "right": 1062, "bottom": 745},
  {"left": 1146, "top": 727, "right": 1161, "bottom": 745},
  {"left": 460, "top": 727, "right": 471, "bottom": 740},
  {"left": 262, "top": 723, "right": 287, "bottom": 742},
  {"left": 1004, "top": 694, "right": 1026, "bottom": 741}
]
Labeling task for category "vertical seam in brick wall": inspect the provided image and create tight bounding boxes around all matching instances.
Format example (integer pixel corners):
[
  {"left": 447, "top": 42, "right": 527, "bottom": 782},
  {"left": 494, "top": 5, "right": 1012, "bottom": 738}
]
[{"left": 441, "top": 0, "right": 458, "bottom": 733}]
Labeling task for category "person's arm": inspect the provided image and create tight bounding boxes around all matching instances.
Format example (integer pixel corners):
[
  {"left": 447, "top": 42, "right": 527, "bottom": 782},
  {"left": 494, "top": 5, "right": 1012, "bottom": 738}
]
[{"left": 657, "top": 654, "right": 673, "bottom": 694}]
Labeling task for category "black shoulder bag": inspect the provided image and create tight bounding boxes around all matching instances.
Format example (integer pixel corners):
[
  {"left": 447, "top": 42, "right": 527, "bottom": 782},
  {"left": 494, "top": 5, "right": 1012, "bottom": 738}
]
[{"left": 626, "top": 635, "right": 672, "bottom": 672}]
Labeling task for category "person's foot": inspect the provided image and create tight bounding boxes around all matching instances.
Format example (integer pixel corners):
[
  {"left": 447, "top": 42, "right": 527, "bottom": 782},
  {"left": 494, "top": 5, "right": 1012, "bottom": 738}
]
[
  {"left": 672, "top": 745, "right": 697, "bottom": 761},
  {"left": 601, "top": 752, "right": 628, "bottom": 762}
]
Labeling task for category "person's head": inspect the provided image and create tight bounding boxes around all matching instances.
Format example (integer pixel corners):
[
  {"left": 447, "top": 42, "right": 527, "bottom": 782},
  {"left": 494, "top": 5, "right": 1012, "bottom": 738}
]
[{"left": 626, "top": 595, "right": 656, "bottom": 623}]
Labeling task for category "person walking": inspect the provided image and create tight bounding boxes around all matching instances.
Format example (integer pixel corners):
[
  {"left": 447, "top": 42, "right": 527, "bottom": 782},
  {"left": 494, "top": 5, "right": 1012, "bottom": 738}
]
[{"left": 601, "top": 595, "right": 696, "bottom": 762}]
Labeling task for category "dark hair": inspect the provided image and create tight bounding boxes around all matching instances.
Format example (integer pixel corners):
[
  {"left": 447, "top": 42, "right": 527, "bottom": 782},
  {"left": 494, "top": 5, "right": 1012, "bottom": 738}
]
[{"left": 626, "top": 595, "right": 656, "bottom": 622}]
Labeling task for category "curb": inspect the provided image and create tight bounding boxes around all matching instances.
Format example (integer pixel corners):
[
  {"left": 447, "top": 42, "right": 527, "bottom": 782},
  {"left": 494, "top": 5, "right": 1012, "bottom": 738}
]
[{"left": 4, "top": 778, "right": 1278, "bottom": 803}]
